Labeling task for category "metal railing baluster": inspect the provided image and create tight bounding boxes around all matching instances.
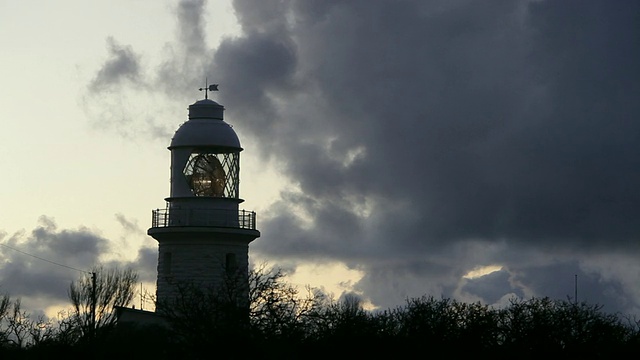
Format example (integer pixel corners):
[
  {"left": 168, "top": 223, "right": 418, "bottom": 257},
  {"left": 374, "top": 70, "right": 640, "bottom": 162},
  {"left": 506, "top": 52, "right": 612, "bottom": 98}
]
[{"left": 151, "top": 208, "right": 257, "bottom": 230}]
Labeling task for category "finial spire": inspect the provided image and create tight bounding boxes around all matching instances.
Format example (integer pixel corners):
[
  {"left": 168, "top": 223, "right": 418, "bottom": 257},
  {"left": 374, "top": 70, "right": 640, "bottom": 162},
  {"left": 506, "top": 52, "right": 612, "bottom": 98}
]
[{"left": 199, "top": 77, "right": 219, "bottom": 99}]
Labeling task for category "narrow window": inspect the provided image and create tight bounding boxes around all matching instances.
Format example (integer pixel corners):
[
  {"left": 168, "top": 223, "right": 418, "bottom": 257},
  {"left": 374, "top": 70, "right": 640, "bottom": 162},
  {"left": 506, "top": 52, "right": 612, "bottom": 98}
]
[
  {"left": 225, "top": 253, "right": 237, "bottom": 274},
  {"left": 163, "top": 252, "right": 172, "bottom": 275}
]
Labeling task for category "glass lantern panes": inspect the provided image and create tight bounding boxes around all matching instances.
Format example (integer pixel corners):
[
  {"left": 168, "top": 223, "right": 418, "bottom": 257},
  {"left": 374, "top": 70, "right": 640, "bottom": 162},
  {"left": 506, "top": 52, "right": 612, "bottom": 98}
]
[{"left": 183, "top": 152, "right": 239, "bottom": 198}]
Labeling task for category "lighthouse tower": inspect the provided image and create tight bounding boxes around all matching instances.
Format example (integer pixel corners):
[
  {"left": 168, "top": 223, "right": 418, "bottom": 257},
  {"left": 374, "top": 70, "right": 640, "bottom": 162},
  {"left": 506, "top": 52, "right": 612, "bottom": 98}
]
[{"left": 148, "top": 87, "right": 260, "bottom": 308}]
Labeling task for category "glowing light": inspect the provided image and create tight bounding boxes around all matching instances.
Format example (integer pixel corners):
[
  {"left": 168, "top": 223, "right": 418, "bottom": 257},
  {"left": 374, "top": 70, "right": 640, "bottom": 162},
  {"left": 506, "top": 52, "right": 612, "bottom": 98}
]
[
  {"left": 286, "top": 262, "right": 364, "bottom": 296},
  {"left": 463, "top": 265, "right": 503, "bottom": 279}
]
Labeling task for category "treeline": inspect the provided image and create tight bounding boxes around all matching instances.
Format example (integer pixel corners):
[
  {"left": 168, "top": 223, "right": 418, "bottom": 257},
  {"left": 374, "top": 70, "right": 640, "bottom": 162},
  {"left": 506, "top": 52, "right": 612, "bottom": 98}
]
[{"left": 1, "top": 267, "right": 639, "bottom": 358}]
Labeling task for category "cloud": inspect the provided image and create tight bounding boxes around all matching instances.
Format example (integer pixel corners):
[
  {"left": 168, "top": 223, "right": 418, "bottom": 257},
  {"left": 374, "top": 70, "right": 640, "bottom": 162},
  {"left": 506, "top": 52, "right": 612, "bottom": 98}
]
[
  {"left": 81, "top": 0, "right": 640, "bottom": 316},
  {"left": 88, "top": 37, "right": 142, "bottom": 92},
  {"left": 82, "top": 0, "right": 214, "bottom": 139},
  {"left": 115, "top": 213, "right": 142, "bottom": 234},
  {"left": 0, "top": 217, "right": 107, "bottom": 310},
  {"left": 155, "top": 0, "right": 212, "bottom": 98},
  {"left": 220, "top": 0, "right": 640, "bottom": 313},
  {"left": 177, "top": 0, "right": 208, "bottom": 55},
  {"left": 0, "top": 216, "right": 156, "bottom": 315}
]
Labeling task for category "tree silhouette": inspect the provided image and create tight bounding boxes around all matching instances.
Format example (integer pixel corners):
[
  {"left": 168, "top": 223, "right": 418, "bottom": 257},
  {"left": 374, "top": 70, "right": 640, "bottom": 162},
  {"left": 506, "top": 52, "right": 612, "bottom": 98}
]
[
  {"left": 68, "top": 266, "right": 138, "bottom": 340},
  {"left": 1, "top": 267, "right": 639, "bottom": 357}
]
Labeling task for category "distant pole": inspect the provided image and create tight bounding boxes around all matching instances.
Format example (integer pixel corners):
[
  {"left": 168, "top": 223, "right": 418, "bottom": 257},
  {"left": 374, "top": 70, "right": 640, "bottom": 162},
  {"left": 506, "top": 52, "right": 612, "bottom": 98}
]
[
  {"left": 91, "top": 272, "right": 97, "bottom": 337},
  {"left": 574, "top": 274, "right": 578, "bottom": 305}
]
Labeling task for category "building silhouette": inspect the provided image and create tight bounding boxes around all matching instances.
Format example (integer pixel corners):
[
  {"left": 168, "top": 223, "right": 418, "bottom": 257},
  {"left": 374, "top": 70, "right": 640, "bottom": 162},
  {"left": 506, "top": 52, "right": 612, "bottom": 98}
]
[
  {"left": 148, "top": 91, "right": 260, "bottom": 308},
  {"left": 118, "top": 89, "right": 260, "bottom": 322}
]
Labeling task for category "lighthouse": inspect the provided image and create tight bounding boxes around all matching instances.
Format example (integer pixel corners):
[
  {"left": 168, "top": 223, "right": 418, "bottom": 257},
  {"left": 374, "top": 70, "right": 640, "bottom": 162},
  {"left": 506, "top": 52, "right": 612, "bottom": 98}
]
[{"left": 148, "top": 86, "right": 260, "bottom": 308}]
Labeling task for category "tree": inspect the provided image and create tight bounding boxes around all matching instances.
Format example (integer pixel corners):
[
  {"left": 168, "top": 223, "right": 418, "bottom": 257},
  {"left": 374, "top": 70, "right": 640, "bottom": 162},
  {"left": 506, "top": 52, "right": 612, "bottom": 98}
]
[
  {"left": 248, "top": 264, "right": 327, "bottom": 344},
  {"left": 498, "top": 297, "right": 636, "bottom": 356},
  {"left": 68, "top": 266, "right": 138, "bottom": 339},
  {"left": 156, "top": 263, "right": 327, "bottom": 357},
  {"left": 0, "top": 292, "right": 12, "bottom": 347},
  {"left": 0, "top": 293, "right": 58, "bottom": 355}
]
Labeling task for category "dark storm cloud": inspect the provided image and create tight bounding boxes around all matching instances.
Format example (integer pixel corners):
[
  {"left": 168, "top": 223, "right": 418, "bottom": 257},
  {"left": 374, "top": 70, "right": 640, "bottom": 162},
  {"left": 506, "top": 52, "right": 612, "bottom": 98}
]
[
  {"left": 461, "top": 269, "right": 522, "bottom": 305},
  {"left": 82, "top": 0, "right": 640, "bottom": 314},
  {"left": 113, "top": 213, "right": 158, "bottom": 283},
  {"left": 0, "top": 216, "right": 154, "bottom": 312},
  {"left": 0, "top": 216, "right": 107, "bottom": 303},
  {"left": 215, "top": 0, "right": 640, "bottom": 252},
  {"left": 215, "top": 0, "right": 536, "bottom": 258},
  {"left": 208, "top": 0, "right": 640, "bottom": 312},
  {"left": 214, "top": 32, "right": 297, "bottom": 124},
  {"left": 128, "top": 246, "right": 158, "bottom": 283}
]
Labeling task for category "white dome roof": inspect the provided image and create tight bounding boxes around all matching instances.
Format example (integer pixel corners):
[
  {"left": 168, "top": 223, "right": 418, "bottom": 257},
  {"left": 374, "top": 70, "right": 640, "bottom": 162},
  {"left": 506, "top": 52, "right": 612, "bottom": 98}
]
[{"left": 169, "top": 99, "right": 242, "bottom": 150}]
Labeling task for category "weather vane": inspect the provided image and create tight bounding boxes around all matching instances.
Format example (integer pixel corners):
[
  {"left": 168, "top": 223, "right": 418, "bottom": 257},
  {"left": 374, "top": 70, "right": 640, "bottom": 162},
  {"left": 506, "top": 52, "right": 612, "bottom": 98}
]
[{"left": 199, "top": 78, "right": 219, "bottom": 99}]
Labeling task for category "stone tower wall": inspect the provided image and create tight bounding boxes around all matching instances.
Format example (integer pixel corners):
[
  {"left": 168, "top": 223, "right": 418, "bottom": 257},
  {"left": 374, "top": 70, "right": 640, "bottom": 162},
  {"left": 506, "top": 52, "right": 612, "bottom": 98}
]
[{"left": 156, "top": 239, "right": 249, "bottom": 307}]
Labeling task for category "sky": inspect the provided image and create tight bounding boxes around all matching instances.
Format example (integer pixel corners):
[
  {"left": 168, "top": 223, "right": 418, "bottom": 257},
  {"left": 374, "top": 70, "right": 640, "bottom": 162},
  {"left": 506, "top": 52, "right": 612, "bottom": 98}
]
[{"left": 1, "top": 0, "right": 640, "bottom": 319}]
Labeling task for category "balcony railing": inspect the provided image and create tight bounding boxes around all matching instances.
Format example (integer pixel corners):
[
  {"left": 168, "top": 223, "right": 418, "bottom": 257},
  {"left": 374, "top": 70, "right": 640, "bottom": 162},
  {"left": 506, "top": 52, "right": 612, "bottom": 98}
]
[{"left": 151, "top": 208, "right": 257, "bottom": 230}]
